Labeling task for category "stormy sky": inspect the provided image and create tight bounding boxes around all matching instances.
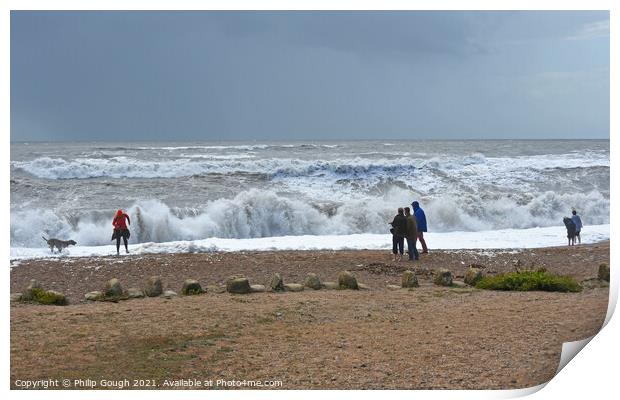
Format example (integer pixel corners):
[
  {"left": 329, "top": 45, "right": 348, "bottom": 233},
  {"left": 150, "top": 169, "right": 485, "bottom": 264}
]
[{"left": 10, "top": 11, "right": 610, "bottom": 141}]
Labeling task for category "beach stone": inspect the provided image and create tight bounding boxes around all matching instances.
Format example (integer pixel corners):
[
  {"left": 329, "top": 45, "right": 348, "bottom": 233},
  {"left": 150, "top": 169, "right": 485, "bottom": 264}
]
[
  {"left": 338, "top": 270, "right": 359, "bottom": 290},
  {"left": 387, "top": 284, "right": 402, "bottom": 291},
  {"left": 181, "top": 279, "right": 204, "bottom": 295},
  {"left": 10, "top": 293, "right": 23, "bottom": 302},
  {"left": 401, "top": 270, "right": 419, "bottom": 288},
  {"left": 464, "top": 268, "right": 483, "bottom": 286},
  {"left": 22, "top": 279, "right": 42, "bottom": 301},
  {"left": 226, "top": 276, "right": 251, "bottom": 294},
  {"left": 163, "top": 290, "right": 177, "bottom": 298},
  {"left": 144, "top": 276, "right": 163, "bottom": 297},
  {"left": 250, "top": 284, "right": 266, "bottom": 293},
  {"left": 322, "top": 281, "right": 339, "bottom": 290},
  {"left": 283, "top": 283, "right": 304, "bottom": 292},
  {"left": 433, "top": 269, "right": 453, "bottom": 287},
  {"left": 304, "top": 273, "right": 322, "bottom": 290},
  {"left": 598, "top": 263, "right": 610, "bottom": 282},
  {"left": 358, "top": 283, "right": 370, "bottom": 290},
  {"left": 104, "top": 278, "right": 124, "bottom": 298},
  {"left": 451, "top": 280, "right": 467, "bottom": 288},
  {"left": 24, "top": 288, "right": 67, "bottom": 306},
  {"left": 127, "top": 288, "right": 145, "bottom": 298},
  {"left": 41, "top": 290, "right": 67, "bottom": 305},
  {"left": 270, "top": 273, "right": 285, "bottom": 292},
  {"left": 84, "top": 291, "right": 104, "bottom": 301}
]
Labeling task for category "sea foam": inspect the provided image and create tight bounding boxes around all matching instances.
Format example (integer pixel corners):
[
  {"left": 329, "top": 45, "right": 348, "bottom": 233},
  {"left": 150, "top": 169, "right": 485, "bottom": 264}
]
[{"left": 10, "top": 224, "right": 610, "bottom": 261}]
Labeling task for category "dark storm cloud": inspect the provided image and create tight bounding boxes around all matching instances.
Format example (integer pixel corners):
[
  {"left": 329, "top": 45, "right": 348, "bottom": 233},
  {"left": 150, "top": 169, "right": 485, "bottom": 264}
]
[{"left": 10, "top": 11, "right": 609, "bottom": 141}]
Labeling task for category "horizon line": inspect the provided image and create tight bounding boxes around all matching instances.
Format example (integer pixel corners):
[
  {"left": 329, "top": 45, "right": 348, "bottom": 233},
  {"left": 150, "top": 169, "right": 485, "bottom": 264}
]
[{"left": 9, "top": 137, "right": 611, "bottom": 144}]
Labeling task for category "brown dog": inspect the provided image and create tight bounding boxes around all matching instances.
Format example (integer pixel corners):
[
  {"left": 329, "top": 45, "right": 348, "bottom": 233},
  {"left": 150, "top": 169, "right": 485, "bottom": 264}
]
[{"left": 42, "top": 236, "right": 77, "bottom": 253}]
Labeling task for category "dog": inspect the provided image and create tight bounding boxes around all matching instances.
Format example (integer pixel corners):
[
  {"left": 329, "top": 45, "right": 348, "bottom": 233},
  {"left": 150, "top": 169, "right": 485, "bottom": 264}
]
[{"left": 42, "top": 236, "right": 77, "bottom": 253}]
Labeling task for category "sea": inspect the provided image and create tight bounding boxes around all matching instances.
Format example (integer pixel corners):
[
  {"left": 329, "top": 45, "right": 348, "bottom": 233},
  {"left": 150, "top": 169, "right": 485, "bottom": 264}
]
[{"left": 9, "top": 139, "right": 610, "bottom": 260}]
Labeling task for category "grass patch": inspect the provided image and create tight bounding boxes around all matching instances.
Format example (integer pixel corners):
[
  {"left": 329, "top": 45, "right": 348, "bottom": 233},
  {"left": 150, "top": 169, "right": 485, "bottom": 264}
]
[{"left": 475, "top": 269, "right": 582, "bottom": 292}]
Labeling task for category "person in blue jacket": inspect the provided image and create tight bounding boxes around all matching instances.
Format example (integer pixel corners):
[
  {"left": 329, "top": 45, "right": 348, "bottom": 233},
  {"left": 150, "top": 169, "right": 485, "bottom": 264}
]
[
  {"left": 411, "top": 201, "right": 428, "bottom": 253},
  {"left": 571, "top": 209, "right": 583, "bottom": 244}
]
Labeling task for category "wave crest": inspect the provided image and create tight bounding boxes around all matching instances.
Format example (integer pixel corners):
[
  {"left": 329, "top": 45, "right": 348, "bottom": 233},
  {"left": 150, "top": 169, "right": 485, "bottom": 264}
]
[{"left": 12, "top": 152, "right": 609, "bottom": 181}]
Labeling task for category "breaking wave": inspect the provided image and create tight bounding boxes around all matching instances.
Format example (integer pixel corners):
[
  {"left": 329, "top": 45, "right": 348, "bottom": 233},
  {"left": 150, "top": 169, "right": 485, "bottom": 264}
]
[{"left": 10, "top": 188, "right": 609, "bottom": 248}]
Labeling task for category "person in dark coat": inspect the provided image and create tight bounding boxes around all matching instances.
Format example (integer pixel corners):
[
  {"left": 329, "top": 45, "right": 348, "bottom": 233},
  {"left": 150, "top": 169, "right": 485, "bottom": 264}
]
[
  {"left": 411, "top": 201, "right": 428, "bottom": 253},
  {"left": 389, "top": 207, "right": 407, "bottom": 262},
  {"left": 404, "top": 207, "right": 419, "bottom": 261},
  {"left": 563, "top": 216, "right": 576, "bottom": 246}
]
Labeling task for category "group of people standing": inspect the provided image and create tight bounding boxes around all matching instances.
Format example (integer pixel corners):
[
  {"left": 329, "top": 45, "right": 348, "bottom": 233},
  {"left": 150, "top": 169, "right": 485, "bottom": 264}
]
[{"left": 389, "top": 201, "right": 428, "bottom": 262}]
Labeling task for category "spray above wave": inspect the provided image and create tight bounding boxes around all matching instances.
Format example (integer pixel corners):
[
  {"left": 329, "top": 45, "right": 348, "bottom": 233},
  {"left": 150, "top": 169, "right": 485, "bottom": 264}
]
[{"left": 10, "top": 188, "right": 609, "bottom": 248}]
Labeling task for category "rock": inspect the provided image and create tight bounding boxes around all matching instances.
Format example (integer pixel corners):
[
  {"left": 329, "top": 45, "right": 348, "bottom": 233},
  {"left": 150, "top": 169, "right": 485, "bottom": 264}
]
[
  {"left": 358, "top": 283, "right": 370, "bottom": 290},
  {"left": 270, "top": 273, "right": 285, "bottom": 292},
  {"left": 10, "top": 293, "right": 23, "bottom": 302},
  {"left": 322, "top": 281, "right": 339, "bottom": 290},
  {"left": 22, "top": 279, "right": 42, "bottom": 301},
  {"left": 226, "top": 276, "right": 251, "bottom": 294},
  {"left": 21, "top": 280, "right": 67, "bottom": 305},
  {"left": 163, "top": 290, "right": 177, "bottom": 298},
  {"left": 104, "top": 278, "right": 124, "bottom": 298},
  {"left": 338, "top": 270, "right": 359, "bottom": 290},
  {"left": 433, "top": 269, "right": 453, "bottom": 286},
  {"left": 464, "top": 268, "right": 483, "bottom": 286},
  {"left": 84, "top": 291, "right": 104, "bottom": 301},
  {"left": 44, "top": 290, "right": 67, "bottom": 306},
  {"left": 40, "top": 290, "right": 67, "bottom": 305},
  {"left": 206, "top": 285, "right": 226, "bottom": 294},
  {"left": 250, "top": 284, "right": 266, "bottom": 293},
  {"left": 304, "top": 273, "right": 322, "bottom": 290},
  {"left": 598, "top": 263, "right": 610, "bottom": 282},
  {"left": 451, "top": 280, "right": 467, "bottom": 288},
  {"left": 144, "top": 276, "right": 163, "bottom": 297},
  {"left": 401, "top": 270, "right": 419, "bottom": 288},
  {"left": 181, "top": 279, "right": 204, "bottom": 295},
  {"left": 127, "top": 288, "right": 145, "bottom": 298},
  {"left": 387, "top": 284, "right": 402, "bottom": 291},
  {"left": 283, "top": 283, "right": 304, "bottom": 292}
]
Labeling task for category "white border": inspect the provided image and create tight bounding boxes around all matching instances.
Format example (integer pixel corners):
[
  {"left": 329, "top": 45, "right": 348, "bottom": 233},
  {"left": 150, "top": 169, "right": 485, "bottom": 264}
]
[{"left": 2, "top": 1, "right": 616, "bottom": 400}]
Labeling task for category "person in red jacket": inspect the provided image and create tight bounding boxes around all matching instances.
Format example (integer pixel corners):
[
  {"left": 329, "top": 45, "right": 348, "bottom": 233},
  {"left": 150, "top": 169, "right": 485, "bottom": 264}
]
[{"left": 111, "top": 209, "right": 131, "bottom": 255}]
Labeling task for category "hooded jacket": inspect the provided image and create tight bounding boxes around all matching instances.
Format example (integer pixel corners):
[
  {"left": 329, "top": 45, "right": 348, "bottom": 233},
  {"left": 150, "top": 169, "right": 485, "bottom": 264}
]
[
  {"left": 113, "top": 211, "right": 131, "bottom": 231},
  {"left": 412, "top": 202, "right": 427, "bottom": 232}
]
